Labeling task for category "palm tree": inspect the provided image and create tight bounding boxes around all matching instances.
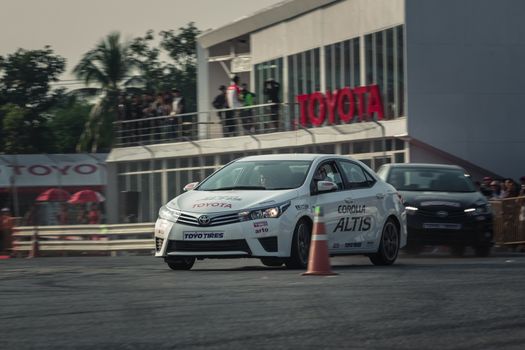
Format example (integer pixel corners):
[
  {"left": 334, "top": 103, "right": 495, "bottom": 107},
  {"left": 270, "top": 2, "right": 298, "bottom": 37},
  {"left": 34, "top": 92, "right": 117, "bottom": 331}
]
[{"left": 73, "top": 32, "right": 135, "bottom": 152}]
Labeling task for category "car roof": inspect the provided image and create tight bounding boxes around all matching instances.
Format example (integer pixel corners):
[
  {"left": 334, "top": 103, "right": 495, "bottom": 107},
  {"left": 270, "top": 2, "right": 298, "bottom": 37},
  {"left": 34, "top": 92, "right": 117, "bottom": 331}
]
[
  {"left": 238, "top": 153, "right": 356, "bottom": 162},
  {"left": 384, "top": 163, "right": 465, "bottom": 171}
]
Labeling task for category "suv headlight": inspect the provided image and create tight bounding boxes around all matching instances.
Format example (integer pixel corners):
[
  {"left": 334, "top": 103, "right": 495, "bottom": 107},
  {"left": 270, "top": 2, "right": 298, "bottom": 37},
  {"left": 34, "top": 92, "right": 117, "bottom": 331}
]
[
  {"left": 464, "top": 203, "right": 492, "bottom": 216},
  {"left": 238, "top": 202, "right": 290, "bottom": 222},
  {"left": 404, "top": 206, "right": 419, "bottom": 215}
]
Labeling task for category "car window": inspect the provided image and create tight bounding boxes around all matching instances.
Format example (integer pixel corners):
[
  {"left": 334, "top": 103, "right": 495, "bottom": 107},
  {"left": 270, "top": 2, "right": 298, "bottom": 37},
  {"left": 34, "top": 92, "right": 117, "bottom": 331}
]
[
  {"left": 387, "top": 167, "right": 476, "bottom": 192},
  {"left": 311, "top": 162, "right": 343, "bottom": 193},
  {"left": 198, "top": 160, "right": 311, "bottom": 190},
  {"left": 339, "top": 161, "right": 375, "bottom": 189}
]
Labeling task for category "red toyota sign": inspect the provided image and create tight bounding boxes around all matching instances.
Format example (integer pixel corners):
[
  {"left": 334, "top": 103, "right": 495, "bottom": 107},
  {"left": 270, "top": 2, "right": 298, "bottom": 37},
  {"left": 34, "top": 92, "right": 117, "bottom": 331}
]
[{"left": 296, "top": 84, "right": 384, "bottom": 127}]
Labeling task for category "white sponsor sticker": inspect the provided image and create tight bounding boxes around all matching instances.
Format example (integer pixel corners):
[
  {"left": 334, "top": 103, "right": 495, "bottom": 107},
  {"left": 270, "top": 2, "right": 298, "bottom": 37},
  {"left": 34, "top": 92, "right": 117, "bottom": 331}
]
[
  {"left": 183, "top": 231, "right": 224, "bottom": 240},
  {"left": 155, "top": 219, "right": 173, "bottom": 238}
]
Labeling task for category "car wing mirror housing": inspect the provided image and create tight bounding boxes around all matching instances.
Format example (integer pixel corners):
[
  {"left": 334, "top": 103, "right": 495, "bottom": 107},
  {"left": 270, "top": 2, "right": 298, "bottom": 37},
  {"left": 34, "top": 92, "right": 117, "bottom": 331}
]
[
  {"left": 183, "top": 182, "right": 199, "bottom": 191},
  {"left": 317, "top": 180, "right": 338, "bottom": 193}
]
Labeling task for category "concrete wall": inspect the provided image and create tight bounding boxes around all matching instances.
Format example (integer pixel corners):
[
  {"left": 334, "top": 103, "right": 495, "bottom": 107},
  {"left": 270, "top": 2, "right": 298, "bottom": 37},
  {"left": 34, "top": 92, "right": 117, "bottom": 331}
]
[
  {"left": 251, "top": 0, "right": 405, "bottom": 63},
  {"left": 405, "top": 0, "right": 525, "bottom": 180}
]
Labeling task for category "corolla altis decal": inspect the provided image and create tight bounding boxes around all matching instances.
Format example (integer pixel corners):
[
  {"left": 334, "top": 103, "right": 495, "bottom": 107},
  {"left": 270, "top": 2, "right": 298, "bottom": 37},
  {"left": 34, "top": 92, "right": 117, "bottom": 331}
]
[
  {"left": 334, "top": 216, "right": 372, "bottom": 232},
  {"left": 295, "top": 204, "right": 309, "bottom": 210}
]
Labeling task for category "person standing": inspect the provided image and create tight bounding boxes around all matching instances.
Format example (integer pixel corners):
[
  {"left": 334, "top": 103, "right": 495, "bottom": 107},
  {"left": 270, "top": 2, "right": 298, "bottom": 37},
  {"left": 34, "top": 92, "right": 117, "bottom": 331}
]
[
  {"left": 0, "top": 208, "right": 14, "bottom": 256},
  {"left": 264, "top": 78, "right": 281, "bottom": 131},
  {"left": 240, "top": 83, "right": 256, "bottom": 134},
  {"left": 212, "top": 85, "right": 228, "bottom": 137},
  {"left": 226, "top": 76, "right": 242, "bottom": 137}
]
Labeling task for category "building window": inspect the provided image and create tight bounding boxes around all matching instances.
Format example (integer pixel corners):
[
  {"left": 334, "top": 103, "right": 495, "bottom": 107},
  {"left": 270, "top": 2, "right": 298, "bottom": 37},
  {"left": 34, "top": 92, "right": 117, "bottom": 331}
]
[
  {"left": 365, "top": 25, "right": 405, "bottom": 119},
  {"left": 325, "top": 37, "right": 360, "bottom": 92},
  {"left": 255, "top": 58, "right": 283, "bottom": 105}
]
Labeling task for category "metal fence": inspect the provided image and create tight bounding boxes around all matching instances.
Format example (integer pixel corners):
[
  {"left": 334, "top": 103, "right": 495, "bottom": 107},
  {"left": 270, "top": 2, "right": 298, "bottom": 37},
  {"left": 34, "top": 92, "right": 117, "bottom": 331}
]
[
  {"left": 491, "top": 197, "right": 525, "bottom": 246},
  {"left": 113, "top": 103, "right": 290, "bottom": 147},
  {"left": 11, "top": 223, "right": 155, "bottom": 256},
  {"left": 9, "top": 198, "right": 525, "bottom": 257}
]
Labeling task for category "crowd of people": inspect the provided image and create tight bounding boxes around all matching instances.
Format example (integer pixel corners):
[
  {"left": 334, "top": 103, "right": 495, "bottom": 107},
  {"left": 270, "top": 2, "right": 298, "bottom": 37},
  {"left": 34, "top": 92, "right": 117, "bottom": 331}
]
[
  {"left": 212, "top": 75, "right": 280, "bottom": 137},
  {"left": 116, "top": 88, "right": 191, "bottom": 143},
  {"left": 115, "top": 76, "right": 282, "bottom": 143},
  {"left": 478, "top": 176, "right": 525, "bottom": 200}
]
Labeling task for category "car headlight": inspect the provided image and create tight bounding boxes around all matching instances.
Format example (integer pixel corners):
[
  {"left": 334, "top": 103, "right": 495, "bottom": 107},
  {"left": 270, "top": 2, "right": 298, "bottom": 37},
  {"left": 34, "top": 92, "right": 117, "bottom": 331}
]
[
  {"left": 158, "top": 205, "right": 179, "bottom": 221},
  {"left": 464, "top": 203, "right": 491, "bottom": 216},
  {"left": 404, "top": 206, "right": 419, "bottom": 215},
  {"left": 238, "top": 202, "right": 290, "bottom": 222}
]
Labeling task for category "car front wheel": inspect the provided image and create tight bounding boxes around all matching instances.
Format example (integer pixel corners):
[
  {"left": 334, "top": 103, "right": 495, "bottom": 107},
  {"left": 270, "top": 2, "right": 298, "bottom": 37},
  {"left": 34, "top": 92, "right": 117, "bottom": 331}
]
[
  {"left": 369, "top": 219, "right": 400, "bottom": 266},
  {"left": 165, "top": 257, "right": 195, "bottom": 270},
  {"left": 285, "top": 219, "right": 312, "bottom": 269}
]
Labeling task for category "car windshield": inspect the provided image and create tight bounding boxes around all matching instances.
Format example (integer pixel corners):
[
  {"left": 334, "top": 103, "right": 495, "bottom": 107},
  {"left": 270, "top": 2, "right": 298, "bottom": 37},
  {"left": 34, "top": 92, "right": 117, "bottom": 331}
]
[
  {"left": 197, "top": 160, "right": 312, "bottom": 191},
  {"left": 387, "top": 167, "right": 477, "bottom": 192}
]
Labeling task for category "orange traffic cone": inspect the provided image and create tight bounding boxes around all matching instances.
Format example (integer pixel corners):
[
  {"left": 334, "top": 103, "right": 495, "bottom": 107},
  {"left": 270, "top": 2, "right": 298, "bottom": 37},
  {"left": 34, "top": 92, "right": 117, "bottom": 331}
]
[
  {"left": 303, "top": 206, "right": 338, "bottom": 276},
  {"left": 27, "top": 229, "right": 40, "bottom": 259}
]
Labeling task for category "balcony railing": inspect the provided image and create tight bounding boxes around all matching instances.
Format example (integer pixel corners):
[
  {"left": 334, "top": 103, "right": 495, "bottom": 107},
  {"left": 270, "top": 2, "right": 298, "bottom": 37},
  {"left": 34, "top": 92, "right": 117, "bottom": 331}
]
[{"left": 113, "top": 103, "right": 290, "bottom": 147}]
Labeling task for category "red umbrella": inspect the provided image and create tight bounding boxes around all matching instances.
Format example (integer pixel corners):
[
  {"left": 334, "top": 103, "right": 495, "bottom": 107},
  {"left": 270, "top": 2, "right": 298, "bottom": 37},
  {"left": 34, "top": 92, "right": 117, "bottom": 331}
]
[
  {"left": 36, "top": 188, "right": 71, "bottom": 202},
  {"left": 68, "top": 190, "right": 105, "bottom": 204}
]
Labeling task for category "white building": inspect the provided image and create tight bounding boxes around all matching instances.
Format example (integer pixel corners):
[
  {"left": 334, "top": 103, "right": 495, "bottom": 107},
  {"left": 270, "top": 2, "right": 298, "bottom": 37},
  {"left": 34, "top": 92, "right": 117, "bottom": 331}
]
[{"left": 106, "top": 0, "right": 525, "bottom": 223}]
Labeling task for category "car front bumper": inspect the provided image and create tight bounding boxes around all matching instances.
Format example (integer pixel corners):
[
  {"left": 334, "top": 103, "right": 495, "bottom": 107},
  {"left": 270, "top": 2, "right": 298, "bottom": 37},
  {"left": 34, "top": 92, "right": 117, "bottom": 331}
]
[
  {"left": 154, "top": 217, "right": 294, "bottom": 258},
  {"left": 406, "top": 214, "right": 493, "bottom": 246}
]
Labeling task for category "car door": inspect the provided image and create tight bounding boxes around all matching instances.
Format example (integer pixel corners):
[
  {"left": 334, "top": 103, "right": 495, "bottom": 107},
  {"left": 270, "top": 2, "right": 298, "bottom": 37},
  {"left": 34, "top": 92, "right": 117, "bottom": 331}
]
[
  {"left": 335, "top": 160, "right": 385, "bottom": 251},
  {"left": 309, "top": 160, "right": 348, "bottom": 252}
]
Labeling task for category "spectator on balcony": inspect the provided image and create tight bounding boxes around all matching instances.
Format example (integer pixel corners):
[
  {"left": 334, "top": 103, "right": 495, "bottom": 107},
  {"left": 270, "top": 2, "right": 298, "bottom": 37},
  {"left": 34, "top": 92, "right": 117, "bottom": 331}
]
[
  {"left": 168, "top": 89, "right": 187, "bottom": 139},
  {"left": 240, "top": 83, "right": 256, "bottom": 134},
  {"left": 264, "top": 78, "right": 281, "bottom": 131},
  {"left": 212, "top": 85, "right": 229, "bottom": 137},
  {"left": 226, "top": 75, "right": 242, "bottom": 137}
]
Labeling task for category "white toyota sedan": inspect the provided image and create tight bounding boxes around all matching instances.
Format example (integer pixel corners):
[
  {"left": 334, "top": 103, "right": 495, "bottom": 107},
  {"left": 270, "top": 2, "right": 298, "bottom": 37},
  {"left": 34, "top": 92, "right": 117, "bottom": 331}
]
[{"left": 155, "top": 154, "right": 407, "bottom": 270}]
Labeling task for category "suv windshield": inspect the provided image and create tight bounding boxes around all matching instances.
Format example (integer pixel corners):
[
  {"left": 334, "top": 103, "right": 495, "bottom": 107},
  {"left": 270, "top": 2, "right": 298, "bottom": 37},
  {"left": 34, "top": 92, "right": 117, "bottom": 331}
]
[
  {"left": 387, "top": 167, "right": 476, "bottom": 192},
  {"left": 198, "top": 160, "right": 312, "bottom": 191}
]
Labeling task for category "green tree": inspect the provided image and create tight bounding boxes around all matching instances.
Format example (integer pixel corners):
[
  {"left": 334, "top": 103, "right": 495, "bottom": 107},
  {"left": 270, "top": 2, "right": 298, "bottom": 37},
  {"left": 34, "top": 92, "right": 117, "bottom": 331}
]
[
  {"left": 47, "top": 97, "right": 90, "bottom": 153},
  {"left": 73, "top": 32, "right": 135, "bottom": 152},
  {"left": 0, "top": 46, "right": 66, "bottom": 153},
  {"left": 159, "top": 22, "right": 201, "bottom": 112}
]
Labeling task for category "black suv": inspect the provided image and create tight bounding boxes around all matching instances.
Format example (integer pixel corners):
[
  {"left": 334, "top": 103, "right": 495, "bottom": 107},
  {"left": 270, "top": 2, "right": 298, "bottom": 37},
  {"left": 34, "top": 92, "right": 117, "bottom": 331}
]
[{"left": 377, "top": 163, "right": 493, "bottom": 256}]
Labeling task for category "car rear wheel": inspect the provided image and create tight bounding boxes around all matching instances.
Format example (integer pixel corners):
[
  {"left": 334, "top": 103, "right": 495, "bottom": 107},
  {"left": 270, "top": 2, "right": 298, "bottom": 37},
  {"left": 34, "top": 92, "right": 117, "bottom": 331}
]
[
  {"left": 165, "top": 257, "right": 195, "bottom": 270},
  {"left": 260, "top": 258, "right": 285, "bottom": 267},
  {"left": 369, "top": 219, "right": 400, "bottom": 266},
  {"left": 285, "top": 219, "right": 312, "bottom": 269}
]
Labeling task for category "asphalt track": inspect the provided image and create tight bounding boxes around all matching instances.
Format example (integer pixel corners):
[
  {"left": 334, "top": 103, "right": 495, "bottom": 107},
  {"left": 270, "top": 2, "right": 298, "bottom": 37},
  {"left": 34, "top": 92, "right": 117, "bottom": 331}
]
[{"left": 1, "top": 251, "right": 525, "bottom": 350}]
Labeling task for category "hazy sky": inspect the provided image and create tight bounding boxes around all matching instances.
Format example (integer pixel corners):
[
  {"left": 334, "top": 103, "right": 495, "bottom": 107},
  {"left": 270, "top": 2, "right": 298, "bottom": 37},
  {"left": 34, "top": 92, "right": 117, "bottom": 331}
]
[{"left": 0, "top": 0, "right": 283, "bottom": 83}]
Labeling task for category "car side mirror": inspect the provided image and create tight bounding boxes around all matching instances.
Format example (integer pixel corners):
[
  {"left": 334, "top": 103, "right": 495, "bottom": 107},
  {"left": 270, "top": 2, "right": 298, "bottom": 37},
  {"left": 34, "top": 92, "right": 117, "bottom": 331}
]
[
  {"left": 317, "top": 180, "right": 338, "bottom": 193},
  {"left": 183, "top": 182, "right": 199, "bottom": 191}
]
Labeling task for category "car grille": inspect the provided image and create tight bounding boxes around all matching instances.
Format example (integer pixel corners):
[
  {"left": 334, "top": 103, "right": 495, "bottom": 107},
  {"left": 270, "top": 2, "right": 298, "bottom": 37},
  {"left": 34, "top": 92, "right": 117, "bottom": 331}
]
[
  {"left": 155, "top": 237, "right": 164, "bottom": 252},
  {"left": 167, "top": 239, "right": 251, "bottom": 254},
  {"left": 416, "top": 208, "right": 466, "bottom": 218},
  {"left": 258, "top": 236, "right": 278, "bottom": 252},
  {"left": 171, "top": 209, "right": 241, "bottom": 227}
]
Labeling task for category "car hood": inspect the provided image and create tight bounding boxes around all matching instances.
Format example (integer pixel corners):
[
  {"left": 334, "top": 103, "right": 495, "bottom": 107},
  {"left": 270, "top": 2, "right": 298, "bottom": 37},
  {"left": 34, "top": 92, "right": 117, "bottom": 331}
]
[
  {"left": 400, "top": 191, "right": 487, "bottom": 209},
  {"left": 167, "top": 189, "right": 298, "bottom": 213}
]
